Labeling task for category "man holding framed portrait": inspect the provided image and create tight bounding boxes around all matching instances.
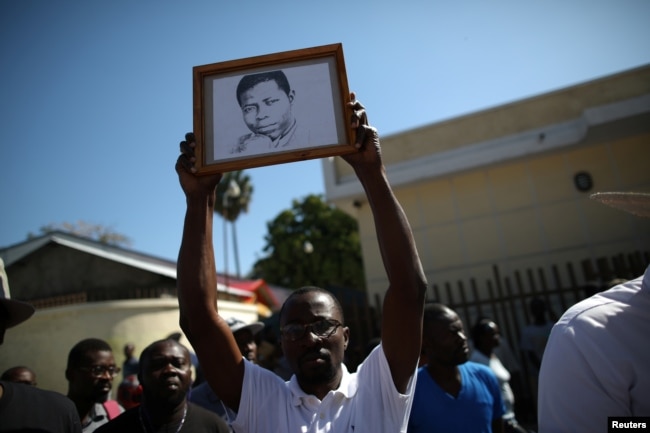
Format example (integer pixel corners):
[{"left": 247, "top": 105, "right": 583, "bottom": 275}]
[{"left": 175, "top": 91, "right": 428, "bottom": 432}]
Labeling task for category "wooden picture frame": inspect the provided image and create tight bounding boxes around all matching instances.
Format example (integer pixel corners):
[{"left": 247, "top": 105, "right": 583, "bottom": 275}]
[{"left": 192, "top": 43, "right": 355, "bottom": 174}]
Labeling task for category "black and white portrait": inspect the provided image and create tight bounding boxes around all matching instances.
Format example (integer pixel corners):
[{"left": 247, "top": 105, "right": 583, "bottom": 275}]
[
  {"left": 211, "top": 61, "right": 342, "bottom": 160},
  {"left": 193, "top": 44, "right": 354, "bottom": 174}
]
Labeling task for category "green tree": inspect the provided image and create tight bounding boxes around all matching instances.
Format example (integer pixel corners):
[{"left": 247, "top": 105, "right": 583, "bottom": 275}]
[
  {"left": 251, "top": 194, "right": 365, "bottom": 290},
  {"left": 31, "top": 221, "right": 131, "bottom": 247},
  {"left": 214, "top": 170, "right": 253, "bottom": 277}
]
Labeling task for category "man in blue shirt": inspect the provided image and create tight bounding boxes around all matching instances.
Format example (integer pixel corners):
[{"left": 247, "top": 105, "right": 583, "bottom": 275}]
[{"left": 408, "top": 303, "right": 504, "bottom": 433}]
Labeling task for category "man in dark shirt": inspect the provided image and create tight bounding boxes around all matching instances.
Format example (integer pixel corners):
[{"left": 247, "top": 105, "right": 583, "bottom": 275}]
[
  {"left": 96, "top": 338, "right": 229, "bottom": 433},
  {"left": 0, "top": 257, "right": 82, "bottom": 432}
]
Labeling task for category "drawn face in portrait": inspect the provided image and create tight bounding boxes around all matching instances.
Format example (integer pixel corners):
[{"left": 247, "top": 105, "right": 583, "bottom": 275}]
[{"left": 239, "top": 79, "right": 296, "bottom": 141}]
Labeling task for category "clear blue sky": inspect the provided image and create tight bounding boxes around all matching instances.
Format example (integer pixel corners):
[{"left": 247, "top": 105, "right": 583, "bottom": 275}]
[{"left": 1, "top": 1, "right": 649, "bottom": 277}]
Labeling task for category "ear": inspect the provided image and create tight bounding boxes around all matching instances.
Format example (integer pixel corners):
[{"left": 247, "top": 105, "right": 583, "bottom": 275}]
[
  {"left": 342, "top": 326, "right": 350, "bottom": 350},
  {"left": 288, "top": 89, "right": 295, "bottom": 103},
  {"left": 65, "top": 368, "right": 72, "bottom": 382}
]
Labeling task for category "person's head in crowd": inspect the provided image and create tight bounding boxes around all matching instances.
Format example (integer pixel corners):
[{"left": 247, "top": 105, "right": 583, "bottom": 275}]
[
  {"left": 66, "top": 338, "right": 120, "bottom": 405},
  {"left": 1, "top": 365, "right": 37, "bottom": 386},
  {"left": 225, "top": 317, "right": 264, "bottom": 363},
  {"left": 421, "top": 303, "right": 469, "bottom": 368},
  {"left": 123, "top": 343, "right": 135, "bottom": 360},
  {"left": 470, "top": 317, "right": 501, "bottom": 356},
  {"left": 138, "top": 338, "right": 193, "bottom": 409},
  {"left": 235, "top": 70, "right": 296, "bottom": 141},
  {"left": 529, "top": 297, "right": 549, "bottom": 324},
  {"left": 278, "top": 286, "right": 350, "bottom": 393}
]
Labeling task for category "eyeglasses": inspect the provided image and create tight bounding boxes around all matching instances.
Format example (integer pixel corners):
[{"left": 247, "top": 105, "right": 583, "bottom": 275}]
[
  {"left": 281, "top": 319, "right": 342, "bottom": 342},
  {"left": 79, "top": 365, "right": 121, "bottom": 378}
]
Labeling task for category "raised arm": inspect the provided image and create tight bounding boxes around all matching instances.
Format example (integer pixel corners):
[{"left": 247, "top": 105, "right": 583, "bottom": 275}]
[
  {"left": 175, "top": 133, "right": 246, "bottom": 411},
  {"left": 342, "top": 96, "right": 427, "bottom": 393}
]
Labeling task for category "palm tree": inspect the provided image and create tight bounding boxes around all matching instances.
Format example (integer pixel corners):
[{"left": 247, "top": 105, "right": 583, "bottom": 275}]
[{"left": 214, "top": 170, "right": 253, "bottom": 278}]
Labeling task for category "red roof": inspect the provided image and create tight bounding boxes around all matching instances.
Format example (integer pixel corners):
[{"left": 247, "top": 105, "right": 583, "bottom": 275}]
[{"left": 215, "top": 275, "right": 282, "bottom": 311}]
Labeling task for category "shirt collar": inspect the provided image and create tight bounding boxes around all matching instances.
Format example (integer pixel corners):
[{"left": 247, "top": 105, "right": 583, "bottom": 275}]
[
  {"left": 288, "top": 362, "right": 356, "bottom": 406},
  {"left": 81, "top": 402, "right": 106, "bottom": 428},
  {"left": 270, "top": 119, "right": 297, "bottom": 149}
]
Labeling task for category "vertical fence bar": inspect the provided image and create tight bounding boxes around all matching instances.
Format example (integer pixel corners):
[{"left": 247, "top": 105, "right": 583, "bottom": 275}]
[
  {"left": 458, "top": 280, "right": 472, "bottom": 329},
  {"left": 471, "top": 278, "right": 483, "bottom": 319}
]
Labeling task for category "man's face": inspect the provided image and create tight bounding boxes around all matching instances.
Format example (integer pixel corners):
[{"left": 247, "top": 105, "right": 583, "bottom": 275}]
[
  {"left": 481, "top": 321, "right": 501, "bottom": 349},
  {"left": 423, "top": 309, "right": 469, "bottom": 367},
  {"left": 140, "top": 341, "right": 192, "bottom": 406},
  {"left": 68, "top": 350, "right": 118, "bottom": 402},
  {"left": 240, "top": 80, "right": 295, "bottom": 140},
  {"left": 280, "top": 292, "right": 349, "bottom": 386},
  {"left": 234, "top": 329, "right": 257, "bottom": 363}
]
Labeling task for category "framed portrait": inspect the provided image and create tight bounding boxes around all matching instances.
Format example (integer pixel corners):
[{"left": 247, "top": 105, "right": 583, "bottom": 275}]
[{"left": 192, "top": 43, "right": 356, "bottom": 174}]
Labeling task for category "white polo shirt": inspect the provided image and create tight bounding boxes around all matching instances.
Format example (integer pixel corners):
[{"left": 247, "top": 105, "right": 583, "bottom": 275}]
[{"left": 231, "top": 344, "right": 415, "bottom": 433}]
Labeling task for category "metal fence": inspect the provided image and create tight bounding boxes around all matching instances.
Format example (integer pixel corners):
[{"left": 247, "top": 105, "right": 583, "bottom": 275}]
[{"left": 413, "top": 250, "right": 647, "bottom": 424}]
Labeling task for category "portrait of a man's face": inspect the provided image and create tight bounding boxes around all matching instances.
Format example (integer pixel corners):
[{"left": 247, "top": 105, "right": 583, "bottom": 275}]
[
  {"left": 238, "top": 71, "right": 295, "bottom": 141},
  {"left": 193, "top": 44, "right": 355, "bottom": 174}
]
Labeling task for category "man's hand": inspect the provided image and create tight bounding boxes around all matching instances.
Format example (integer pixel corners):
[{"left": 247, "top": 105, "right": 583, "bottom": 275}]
[
  {"left": 341, "top": 93, "right": 383, "bottom": 171},
  {"left": 175, "top": 132, "right": 222, "bottom": 198}
]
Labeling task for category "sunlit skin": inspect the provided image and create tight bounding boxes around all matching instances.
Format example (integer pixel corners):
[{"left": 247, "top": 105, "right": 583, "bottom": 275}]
[
  {"left": 280, "top": 291, "right": 349, "bottom": 399},
  {"left": 418, "top": 306, "right": 470, "bottom": 401},
  {"left": 423, "top": 309, "right": 470, "bottom": 369},
  {"left": 239, "top": 80, "right": 295, "bottom": 141}
]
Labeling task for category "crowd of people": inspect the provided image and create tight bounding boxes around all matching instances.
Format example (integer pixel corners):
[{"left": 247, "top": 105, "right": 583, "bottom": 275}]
[{"left": 1, "top": 95, "right": 648, "bottom": 433}]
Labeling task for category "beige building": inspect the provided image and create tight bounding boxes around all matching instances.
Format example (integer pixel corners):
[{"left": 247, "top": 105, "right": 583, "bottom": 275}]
[
  {"left": 0, "top": 232, "right": 264, "bottom": 395},
  {"left": 324, "top": 64, "right": 650, "bottom": 305}
]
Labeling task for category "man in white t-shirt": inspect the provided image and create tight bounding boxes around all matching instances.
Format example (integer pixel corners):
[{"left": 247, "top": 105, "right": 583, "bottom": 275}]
[{"left": 175, "top": 94, "right": 428, "bottom": 433}]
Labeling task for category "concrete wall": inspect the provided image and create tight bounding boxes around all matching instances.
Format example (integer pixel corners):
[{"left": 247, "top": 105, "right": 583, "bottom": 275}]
[{"left": 0, "top": 298, "right": 258, "bottom": 396}]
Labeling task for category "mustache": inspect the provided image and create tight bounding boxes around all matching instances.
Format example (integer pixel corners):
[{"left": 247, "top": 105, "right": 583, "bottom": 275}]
[
  {"left": 160, "top": 376, "right": 181, "bottom": 385},
  {"left": 300, "top": 349, "right": 330, "bottom": 363}
]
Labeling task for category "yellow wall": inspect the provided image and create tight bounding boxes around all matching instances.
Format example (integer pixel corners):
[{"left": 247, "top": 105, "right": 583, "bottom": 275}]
[
  {"left": 0, "top": 298, "right": 258, "bottom": 395},
  {"left": 328, "top": 66, "right": 650, "bottom": 306},
  {"left": 354, "top": 135, "right": 650, "bottom": 301}
]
